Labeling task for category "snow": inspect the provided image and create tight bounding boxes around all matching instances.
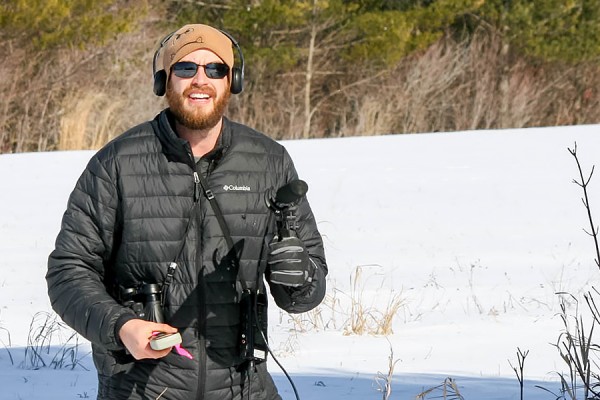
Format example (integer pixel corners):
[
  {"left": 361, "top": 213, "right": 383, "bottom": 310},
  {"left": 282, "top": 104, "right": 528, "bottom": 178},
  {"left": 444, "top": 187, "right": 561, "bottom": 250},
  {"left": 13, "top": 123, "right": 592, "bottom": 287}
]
[{"left": 1, "top": 124, "right": 600, "bottom": 399}]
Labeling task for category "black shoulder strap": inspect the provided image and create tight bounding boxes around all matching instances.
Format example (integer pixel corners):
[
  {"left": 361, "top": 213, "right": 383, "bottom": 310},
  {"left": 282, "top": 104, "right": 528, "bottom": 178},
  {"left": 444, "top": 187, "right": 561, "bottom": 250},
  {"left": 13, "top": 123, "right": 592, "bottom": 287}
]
[
  {"left": 194, "top": 171, "right": 235, "bottom": 252},
  {"left": 195, "top": 171, "right": 254, "bottom": 292}
]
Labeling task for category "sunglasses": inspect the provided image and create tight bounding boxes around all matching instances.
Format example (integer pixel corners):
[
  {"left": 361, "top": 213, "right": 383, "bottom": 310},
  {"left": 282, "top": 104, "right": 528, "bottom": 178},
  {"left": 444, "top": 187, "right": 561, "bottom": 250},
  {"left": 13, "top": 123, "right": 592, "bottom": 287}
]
[{"left": 171, "top": 61, "right": 230, "bottom": 80}]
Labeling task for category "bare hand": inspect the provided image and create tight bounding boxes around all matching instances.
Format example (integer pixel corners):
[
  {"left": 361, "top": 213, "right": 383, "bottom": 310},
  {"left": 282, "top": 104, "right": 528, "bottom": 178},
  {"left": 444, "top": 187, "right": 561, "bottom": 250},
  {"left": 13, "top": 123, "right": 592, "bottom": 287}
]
[{"left": 119, "top": 319, "right": 178, "bottom": 360}]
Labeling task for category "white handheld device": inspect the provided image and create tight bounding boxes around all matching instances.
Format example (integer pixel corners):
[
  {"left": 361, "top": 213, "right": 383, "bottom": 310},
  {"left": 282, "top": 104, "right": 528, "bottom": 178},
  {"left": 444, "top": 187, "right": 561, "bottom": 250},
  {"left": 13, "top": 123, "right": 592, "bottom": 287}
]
[{"left": 150, "top": 332, "right": 182, "bottom": 351}]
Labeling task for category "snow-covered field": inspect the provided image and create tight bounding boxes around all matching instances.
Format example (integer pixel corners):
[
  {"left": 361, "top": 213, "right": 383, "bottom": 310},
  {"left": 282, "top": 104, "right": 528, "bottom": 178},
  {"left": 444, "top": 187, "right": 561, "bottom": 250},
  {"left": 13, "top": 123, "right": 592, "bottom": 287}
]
[{"left": 1, "top": 124, "right": 599, "bottom": 399}]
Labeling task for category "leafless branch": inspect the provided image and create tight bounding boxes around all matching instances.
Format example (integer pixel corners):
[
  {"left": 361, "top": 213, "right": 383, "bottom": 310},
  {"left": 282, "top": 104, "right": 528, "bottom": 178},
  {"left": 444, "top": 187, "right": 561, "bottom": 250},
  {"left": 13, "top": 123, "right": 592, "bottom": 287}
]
[
  {"left": 509, "top": 348, "right": 529, "bottom": 400},
  {"left": 569, "top": 142, "right": 600, "bottom": 268}
]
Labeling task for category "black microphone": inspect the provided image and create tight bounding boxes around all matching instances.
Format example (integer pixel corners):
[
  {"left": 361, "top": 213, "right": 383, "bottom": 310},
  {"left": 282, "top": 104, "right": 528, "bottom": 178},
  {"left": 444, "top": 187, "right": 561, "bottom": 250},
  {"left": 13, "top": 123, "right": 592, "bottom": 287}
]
[{"left": 274, "top": 179, "right": 308, "bottom": 205}]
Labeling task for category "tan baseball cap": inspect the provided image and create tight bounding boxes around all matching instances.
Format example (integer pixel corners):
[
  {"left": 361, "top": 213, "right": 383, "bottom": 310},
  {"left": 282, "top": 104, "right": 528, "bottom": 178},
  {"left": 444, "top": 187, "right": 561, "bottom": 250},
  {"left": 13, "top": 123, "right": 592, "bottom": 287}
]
[{"left": 161, "top": 24, "right": 234, "bottom": 79}]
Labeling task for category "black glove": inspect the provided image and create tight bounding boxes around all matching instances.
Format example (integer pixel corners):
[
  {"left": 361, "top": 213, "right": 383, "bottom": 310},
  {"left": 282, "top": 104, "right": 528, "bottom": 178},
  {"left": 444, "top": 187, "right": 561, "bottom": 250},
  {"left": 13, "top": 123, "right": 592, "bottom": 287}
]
[{"left": 267, "top": 236, "right": 314, "bottom": 287}]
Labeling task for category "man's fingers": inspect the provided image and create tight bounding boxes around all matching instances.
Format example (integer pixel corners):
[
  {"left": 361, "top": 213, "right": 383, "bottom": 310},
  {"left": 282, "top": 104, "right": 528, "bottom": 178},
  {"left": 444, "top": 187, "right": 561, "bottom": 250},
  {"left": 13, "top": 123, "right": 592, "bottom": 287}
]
[
  {"left": 145, "top": 346, "right": 172, "bottom": 359},
  {"left": 131, "top": 346, "right": 171, "bottom": 360},
  {"left": 120, "top": 319, "right": 179, "bottom": 360}
]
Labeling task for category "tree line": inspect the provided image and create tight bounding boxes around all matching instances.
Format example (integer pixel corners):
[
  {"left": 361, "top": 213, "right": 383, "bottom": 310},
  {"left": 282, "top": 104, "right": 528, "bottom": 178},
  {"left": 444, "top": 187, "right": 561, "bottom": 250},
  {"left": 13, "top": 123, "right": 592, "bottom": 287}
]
[{"left": 1, "top": 0, "right": 599, "bottom": 152}]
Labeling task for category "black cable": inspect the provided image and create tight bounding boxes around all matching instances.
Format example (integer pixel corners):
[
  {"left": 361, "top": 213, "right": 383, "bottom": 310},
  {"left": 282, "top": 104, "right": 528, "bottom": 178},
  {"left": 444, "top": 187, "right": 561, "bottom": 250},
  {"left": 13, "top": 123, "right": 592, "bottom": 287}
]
[
  {"left": 256, "top": 308, "right": 300, "bottom": 400},
  {"left": 248, "top": 184, "right": 302, "bottom": 400},
  {"left": 247, "top": 360, "right": 254, "bottom": 400}
]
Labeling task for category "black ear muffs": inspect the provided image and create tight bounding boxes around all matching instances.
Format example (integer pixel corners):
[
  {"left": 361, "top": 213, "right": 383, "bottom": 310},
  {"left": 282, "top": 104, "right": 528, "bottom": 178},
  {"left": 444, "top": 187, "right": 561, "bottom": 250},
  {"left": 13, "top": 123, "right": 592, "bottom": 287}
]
[
  {"left": 230, "top": 65, "right": 244, "bottom": 95},
  {"left": 152, "top": 31, "right": 175, "bottom": 97},
  {"left": 152, "top": 29, "right": 245, "bottom": 96},
  {"left": 218, "top": 29, "right": 245, "bottom": 95},
  {"left": 153, "top": 69, "right": 167, "bottom": 97}
]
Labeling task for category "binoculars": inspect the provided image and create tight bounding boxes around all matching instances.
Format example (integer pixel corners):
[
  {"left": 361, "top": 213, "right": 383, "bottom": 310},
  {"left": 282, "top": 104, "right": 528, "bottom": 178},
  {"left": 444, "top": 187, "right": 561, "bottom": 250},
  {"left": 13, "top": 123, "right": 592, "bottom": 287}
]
[{"left": 121, "top": 283, "right": 165, "bottom": 323}]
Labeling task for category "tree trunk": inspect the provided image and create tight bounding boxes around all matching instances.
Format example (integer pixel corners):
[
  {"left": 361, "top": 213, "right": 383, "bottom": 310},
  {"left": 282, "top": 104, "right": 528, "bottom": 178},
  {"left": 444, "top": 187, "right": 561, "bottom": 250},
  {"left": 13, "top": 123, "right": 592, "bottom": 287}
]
[{"left": 302, "top": 1, "right": 318, "bottom": 139}]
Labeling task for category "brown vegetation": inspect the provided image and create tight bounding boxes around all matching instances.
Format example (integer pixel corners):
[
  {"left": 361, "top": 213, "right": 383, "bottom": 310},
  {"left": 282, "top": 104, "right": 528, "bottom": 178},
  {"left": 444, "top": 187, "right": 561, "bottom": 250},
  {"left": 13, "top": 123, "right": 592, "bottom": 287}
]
[{"left": 1, "top": 24, "right": 598, "bottom": 154}]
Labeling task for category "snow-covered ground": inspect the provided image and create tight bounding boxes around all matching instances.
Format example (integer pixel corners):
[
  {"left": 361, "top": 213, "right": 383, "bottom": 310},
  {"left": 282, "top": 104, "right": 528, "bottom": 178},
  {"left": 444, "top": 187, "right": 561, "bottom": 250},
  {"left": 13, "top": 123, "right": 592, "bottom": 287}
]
[{"left": 1, "top": 124, "right": 599, "bottom": 399}]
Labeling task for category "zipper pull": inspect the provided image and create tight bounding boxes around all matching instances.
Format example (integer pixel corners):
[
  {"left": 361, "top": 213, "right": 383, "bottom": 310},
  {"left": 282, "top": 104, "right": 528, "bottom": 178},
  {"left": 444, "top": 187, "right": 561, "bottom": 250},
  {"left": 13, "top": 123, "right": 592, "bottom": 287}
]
[
  {"left": 194, "top": 169, "right": 215, "bottom": 200},
  {"left": 193, "top": 172, "right": 200, "bottom": 202}
]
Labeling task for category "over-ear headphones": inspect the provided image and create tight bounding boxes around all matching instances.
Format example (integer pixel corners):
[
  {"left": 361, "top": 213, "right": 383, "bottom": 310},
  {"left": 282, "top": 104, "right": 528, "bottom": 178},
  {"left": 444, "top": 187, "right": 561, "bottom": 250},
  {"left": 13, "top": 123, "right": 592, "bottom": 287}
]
[{"left": 152, "top": 28, "right": 245, "bottom": 96}]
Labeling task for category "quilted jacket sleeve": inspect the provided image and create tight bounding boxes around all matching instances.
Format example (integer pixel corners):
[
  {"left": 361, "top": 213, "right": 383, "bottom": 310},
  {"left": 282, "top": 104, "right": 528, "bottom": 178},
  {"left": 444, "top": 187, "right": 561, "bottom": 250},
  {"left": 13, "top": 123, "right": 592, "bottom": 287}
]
[
  {"left": 46, "top": 151, "right": 136, "bottom": 351},
  {"left": 267, "top": 149, "right": 328, "bottom": 314}
]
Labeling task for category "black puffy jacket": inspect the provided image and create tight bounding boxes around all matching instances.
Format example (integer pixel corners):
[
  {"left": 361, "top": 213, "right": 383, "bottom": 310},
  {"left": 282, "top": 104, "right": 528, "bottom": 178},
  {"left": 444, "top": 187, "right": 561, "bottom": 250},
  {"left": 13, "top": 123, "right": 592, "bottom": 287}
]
[{"left": 46, "top": 110, "right": 327, "bottom": 400}]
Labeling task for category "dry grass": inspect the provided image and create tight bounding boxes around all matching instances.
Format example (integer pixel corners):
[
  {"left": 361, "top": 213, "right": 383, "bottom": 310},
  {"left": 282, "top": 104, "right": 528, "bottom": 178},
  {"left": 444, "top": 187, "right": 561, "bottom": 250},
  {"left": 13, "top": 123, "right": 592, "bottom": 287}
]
[
  {"left": 375, "top": 295, "right": 405, "bottom": 336},
  {"left": 2, "top": 22, "right": 600, "bottom": 153},
  {"left": 286, "top": 305, "right": 326, "bottom": 333},
  {"left": 0, "top": 21, "right": 164, "bottom": 153},
  {"left": 21, "top": 311, "right": 89, "bottom": 370},
  {"left": 344, "top": 266, "right": 405, "bottom": 336},
  {"left": 58, "top": 91, "right": 126, "bottom": 151},
  {"left": 0, "top": 313, "right": 12, "bottom": 365},
  {"left": 331, "top": 29, "right": 600, "bottom": 137},
  {"left": 416, "top": 377, "right": 464, "bottom": 400},
  {"left": 281, "top": 267, "right": 405, "bottom": 336},
  {"left": 284, "top": 282, "right": 341, "bottom": 333},
  {"left": 374, "top": 340, "right": 400, "bottom": 400}
]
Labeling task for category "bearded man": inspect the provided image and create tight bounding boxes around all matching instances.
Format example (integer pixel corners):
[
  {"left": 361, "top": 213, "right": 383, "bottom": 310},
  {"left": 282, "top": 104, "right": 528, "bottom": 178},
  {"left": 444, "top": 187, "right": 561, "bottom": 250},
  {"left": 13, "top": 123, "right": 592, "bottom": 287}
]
[{"left": 46, "top": 23, "right": 327, "bottom": 400}]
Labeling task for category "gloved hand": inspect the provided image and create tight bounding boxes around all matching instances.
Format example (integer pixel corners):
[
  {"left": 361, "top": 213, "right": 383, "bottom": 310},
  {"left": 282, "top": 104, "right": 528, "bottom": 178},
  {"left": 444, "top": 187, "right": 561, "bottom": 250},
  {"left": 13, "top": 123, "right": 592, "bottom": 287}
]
[{"left": 267, "top": 236, "right": 314, "bottom": 287}]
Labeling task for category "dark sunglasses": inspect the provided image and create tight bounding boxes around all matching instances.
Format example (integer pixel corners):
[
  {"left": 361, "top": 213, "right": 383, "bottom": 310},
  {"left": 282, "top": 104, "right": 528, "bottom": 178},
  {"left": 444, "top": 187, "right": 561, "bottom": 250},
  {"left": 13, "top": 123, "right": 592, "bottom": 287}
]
[{"left": 171, "top": 61, "right": 230, "bottom": 79}]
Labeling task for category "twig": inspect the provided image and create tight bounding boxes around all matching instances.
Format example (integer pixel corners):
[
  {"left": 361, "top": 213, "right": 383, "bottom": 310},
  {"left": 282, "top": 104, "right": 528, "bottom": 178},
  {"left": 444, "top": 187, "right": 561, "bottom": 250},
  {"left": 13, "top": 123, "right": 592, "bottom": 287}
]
[
  {"left": 374, "top": 339, "right": 400, "bottom": 400},
  {"left": 416, "top": 377, "right": 464, "bottom": 400},
  {"left": 569, "top": 142, "right": 600, "bottom": 269},
  {"left": 509, "top": 347, "right": 529, "bottom": 400}
]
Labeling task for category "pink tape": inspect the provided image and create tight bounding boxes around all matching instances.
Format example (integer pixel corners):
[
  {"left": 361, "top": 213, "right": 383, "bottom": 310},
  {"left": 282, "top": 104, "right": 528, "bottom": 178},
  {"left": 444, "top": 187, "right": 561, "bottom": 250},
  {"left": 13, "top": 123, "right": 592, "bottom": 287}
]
[{"left": 174, "top": 344, "right": 193, "bottom": 359}]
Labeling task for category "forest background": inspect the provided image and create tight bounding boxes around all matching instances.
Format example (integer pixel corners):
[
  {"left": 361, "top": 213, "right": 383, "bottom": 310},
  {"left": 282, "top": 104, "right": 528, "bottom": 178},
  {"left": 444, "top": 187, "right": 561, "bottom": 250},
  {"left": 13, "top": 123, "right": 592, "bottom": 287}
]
[{"left": 1, "top": 0, "right": 599, "bottom": 154}]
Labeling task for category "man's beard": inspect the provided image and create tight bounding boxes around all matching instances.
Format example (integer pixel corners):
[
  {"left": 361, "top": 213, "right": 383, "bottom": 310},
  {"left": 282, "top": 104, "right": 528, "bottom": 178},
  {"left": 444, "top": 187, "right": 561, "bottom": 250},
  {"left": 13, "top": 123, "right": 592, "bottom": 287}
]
[{"left": 166, "top": 83, "right": 230, "bottom": 131}]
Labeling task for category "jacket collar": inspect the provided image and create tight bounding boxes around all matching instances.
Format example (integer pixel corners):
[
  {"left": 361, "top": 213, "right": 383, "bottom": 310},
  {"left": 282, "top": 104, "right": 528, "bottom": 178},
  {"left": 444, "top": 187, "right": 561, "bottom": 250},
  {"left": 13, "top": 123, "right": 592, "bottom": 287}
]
[{"left": 153, "top": 109, "right": 232, "bottom": 168}]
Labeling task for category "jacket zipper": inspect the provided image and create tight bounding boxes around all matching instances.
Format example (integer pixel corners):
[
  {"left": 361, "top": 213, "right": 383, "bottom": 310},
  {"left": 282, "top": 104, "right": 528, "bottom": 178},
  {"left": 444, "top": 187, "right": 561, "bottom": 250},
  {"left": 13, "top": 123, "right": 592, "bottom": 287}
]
[
  {"left": 191, "top": 151, "right": 220, "bottom": 399},
  {"left": 193, "top": 163, "right": 208, "bottom": 399}
]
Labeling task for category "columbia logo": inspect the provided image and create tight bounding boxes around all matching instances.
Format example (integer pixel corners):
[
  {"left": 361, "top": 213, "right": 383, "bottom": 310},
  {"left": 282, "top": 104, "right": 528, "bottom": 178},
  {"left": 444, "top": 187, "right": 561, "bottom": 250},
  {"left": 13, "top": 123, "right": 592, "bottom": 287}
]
[{"left": 223, "top": 184, "right": 251, "bottom": 192}]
